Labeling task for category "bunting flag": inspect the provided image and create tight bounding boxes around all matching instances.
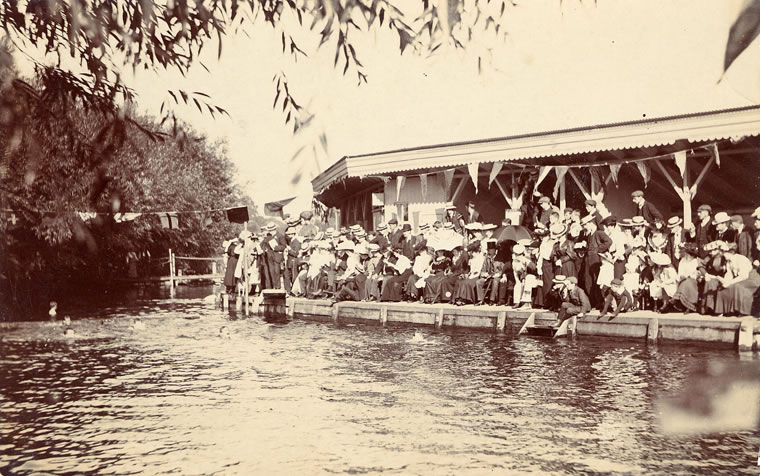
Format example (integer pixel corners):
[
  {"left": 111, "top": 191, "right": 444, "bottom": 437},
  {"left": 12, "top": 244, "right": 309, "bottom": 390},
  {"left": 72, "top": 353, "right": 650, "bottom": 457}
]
[
  {"left": 443, "top": 168, "right": 455, "bottom": 194},
  {"left": 534, "top": 166, "right": 552, "bottom": 191},
  {"left": 608, "top": 164, "right": 621, "bottom": 186},
  {"left": 636, "top": 162, "right": 651, "bottom": 188},
  {"left": 552, "top": 166, "right": 568, "bottom": 199},
  {"left": 158, "top": 212, "right": 179, "bottom": 229},
  {"left": 467, "top": 163, "right": 479, "bottom": 194},
  {"left": 711, "top": 143, "right": 721, "bottom": 167},
  {"left": 264, "top": 197, "right": 294, "bottom": 218},
  {"left": 589, "top": 166, "right": 602, "bottom": 194},
  {"left": 419, "top": 173, "right": 428, "bottom": 200},
  {"left": 488, "top": 162, "right": 503, "bottom": 188},
  {"left": 225, "top": 206, "right": 249, "bottom": 224},
  {"left": 396, "top": 176, "right": 406, "bottom": 201},
  {"left": 673, "top": 151, "right": 687, "bottom": 178},
  {"left": 114, "top": 212, "right": 142, "bottom": 223}
]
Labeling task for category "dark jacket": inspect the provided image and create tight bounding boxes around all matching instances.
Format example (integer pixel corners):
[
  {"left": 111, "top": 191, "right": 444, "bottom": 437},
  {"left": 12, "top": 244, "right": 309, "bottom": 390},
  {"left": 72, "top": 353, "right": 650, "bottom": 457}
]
[
  {"left": 636, "top": 201, "right": 664, "bottom": 225},
  {"left": 586, "top": 230, "right": 612, "bottom": 265}
]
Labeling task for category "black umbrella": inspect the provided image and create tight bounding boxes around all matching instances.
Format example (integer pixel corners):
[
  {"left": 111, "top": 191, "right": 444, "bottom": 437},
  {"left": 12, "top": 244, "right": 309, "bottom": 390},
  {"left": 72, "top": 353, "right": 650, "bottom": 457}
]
[{"left": 494, "top": 225, "right": 532, "bottom": 244}]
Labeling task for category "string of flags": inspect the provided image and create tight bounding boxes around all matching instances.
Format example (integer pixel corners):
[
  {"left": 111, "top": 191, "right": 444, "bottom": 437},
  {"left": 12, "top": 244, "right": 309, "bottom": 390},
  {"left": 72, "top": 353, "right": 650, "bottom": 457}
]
[
  {"left": 370, "top": 142, "right": 721, "bottom": 201},
  {"left": 2, "top": 206, "right": 251, "bottom": 229}
]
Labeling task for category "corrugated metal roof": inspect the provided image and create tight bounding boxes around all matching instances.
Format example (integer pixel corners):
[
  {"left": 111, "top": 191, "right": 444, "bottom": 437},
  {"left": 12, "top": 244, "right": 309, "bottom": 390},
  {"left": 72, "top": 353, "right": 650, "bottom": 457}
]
[{"left": 312, "top": 105, "right": 760, "bottom": 192}]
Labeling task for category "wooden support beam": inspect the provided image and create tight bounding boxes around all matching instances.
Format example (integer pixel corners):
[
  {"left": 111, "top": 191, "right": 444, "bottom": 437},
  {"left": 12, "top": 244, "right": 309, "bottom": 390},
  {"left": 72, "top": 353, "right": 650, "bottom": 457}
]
[
  {"left": 690, "top": 155, "right": 715, "bottom": 195},
  {"left": 559, "top": 175, "right": 566, "bottom": 213},
  {"left": 494, "top": 177, "right": 513, "bottom": 208},
  {"left": 653, "top": 159, "right": 681, "bottom": 194},
  {"left": 450, "top": 177, "right": 468, "bottom": 203},
  {"left": 567, "top": 170, "right": 590, "bottom": 199},
  {"left": 682, "top": 159, "right": 692, "bottom": 228},
  {"left": 518, "top": 312, "right": 535, "bottom": 335}
]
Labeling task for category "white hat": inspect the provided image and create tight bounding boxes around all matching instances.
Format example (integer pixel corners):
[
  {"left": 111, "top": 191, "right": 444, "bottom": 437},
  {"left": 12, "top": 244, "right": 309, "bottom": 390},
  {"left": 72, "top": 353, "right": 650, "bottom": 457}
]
[
  {"left": 512, "top": 244, "right": 526, "bottom": 255},
  {"left": 337, "top": 241, "right": 355, "bottom": 252},
  {"left": 752, "top": 207, "right": 760, "bottom": 219},
  {"left": 650, "top": 252, "right": 671, "bottom": 266},
  {"left": 465, "top": 222, "right": 484, "bottom": 231},
  {"left": 482, "top": 223, "right": 497, "bottom": 231},
  {"left": 712, "top": 212, "right": 731, "bottom": 224},
  {"left": 264, "top": 222, "right": 277, "bottom": 231}
]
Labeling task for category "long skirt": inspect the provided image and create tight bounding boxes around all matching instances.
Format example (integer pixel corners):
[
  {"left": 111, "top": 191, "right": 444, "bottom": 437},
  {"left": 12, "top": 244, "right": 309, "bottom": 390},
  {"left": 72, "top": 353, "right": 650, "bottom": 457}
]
[
  {"left": 224, "top": 255, "right": 239, "bottom": 289},
  {"left": 364, "top": 276, "right": 381, "bottom": 300},
  {"left": 454, "top": 277, "right": 485, "bottom": 303},
  {"left": 533, "top": 261, "right": 554, "bottom": 308},
  {"left": 715, "top": 271, "right": 760, "bottom": 316},
  {"left": 337, "top": 275, "right": 367, "bottom": 302},
  {"left": 424, "top": 273, "right": 448, "bottom": 302},
  {"left": 305, "top": 272, "right": 328, "bottom": 298},
  {"left": 671, "top": 277, "right": 699, "bottom": 312},
  {"left": 380, "top": 269, "right": 413, "bottom": 302},
  {"left": 560, "top": 259, "right": 577, "bottom": 279},
  {"left": 438, "top": 274, "right": 463, "bottom": 303},
  {"left": 406, "top": 274, "right": 427, "bottom": 300}
]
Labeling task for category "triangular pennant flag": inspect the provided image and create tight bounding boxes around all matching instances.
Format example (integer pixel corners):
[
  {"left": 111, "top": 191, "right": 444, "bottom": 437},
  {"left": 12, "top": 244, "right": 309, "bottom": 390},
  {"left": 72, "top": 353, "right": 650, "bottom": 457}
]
[
  {"left": 396, "top": 176, "right": 406, "bottom": 201},
  {"left": 552, "top": 166, "right": 569, "bottom": 200},
  {"left": 673, "top": 151, "right": 687, "bottom": 178},
  {"left": 419, "top": 173, "right": 428, "bottom": 200},
  {"left": 711, "top": 143, "right": 721, "bottom": 168},
  {"left": 534, "top": 166, "right": 552, "bottom": 192},
  {"left": 589, "top": 166, "right": 602, "bottom": 194},
  {"left": 609, "top": 164, "right": 621, "bottom": 186},
  {"left": 636, "top": 162, "right": 651, "bottom": 188},
  {"left": 467, "top": 163, "right": 479, "bottom": 194},
  {"left": 443, "top": 168, "right": 455, "bottom": 194},
  {"left": 488, "top": 162, "right": 503, "bottom": 188}
]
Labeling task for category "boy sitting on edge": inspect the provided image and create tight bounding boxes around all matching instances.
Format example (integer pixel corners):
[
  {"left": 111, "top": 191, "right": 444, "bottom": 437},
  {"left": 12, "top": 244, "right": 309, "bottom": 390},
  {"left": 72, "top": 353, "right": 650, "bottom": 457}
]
[
  {"left": 556, "top": 276, "right": 591, "bottom": 326},
  {"left": 599, "top": 278, "right": 634, "bottom": 319}
]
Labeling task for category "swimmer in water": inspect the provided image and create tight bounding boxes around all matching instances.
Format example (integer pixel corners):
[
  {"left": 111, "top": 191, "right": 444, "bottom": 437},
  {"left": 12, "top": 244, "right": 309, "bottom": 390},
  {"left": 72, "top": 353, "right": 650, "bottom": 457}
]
[
  {"left": 48, "top": 301, "right": 58, "bottom": 320},
  {"left": 132, "top": 318, "right": 146, "bottom": 330},
  {"left": 410, "top": 330, "right": 425, "bottom": 343},
  {"left": 219, "top": 326, "right": 231, "bottom": 339},
  {"left": 63, "top": 316, "right": 71, "bottom": 326}
]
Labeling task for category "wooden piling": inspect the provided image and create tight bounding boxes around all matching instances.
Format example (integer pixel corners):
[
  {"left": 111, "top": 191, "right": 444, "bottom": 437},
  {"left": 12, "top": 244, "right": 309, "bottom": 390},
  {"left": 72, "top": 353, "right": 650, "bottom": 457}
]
[
  {"left": 738, "top": 316, "right": 754, "bottom": 351},
  {"left": 569, "top": 315, "right": 577, "bottom": 337},
  {"left": 223, "top": 293, "right": 229, "bottom": 310},
  {"left": 647, "top": 317, "right": 659, "bottom": 345},
  {"left": 332, "top": 303, "right": 340, "bottom": 322},
  {"left": 435, "top": 308, "right": 445, "bottom": 329},
  {"left": 380, "top": 306, "right": 388, "bottom": 326},
  {"left": 496, "top": 311, "right": 507, "bottom": 333}
]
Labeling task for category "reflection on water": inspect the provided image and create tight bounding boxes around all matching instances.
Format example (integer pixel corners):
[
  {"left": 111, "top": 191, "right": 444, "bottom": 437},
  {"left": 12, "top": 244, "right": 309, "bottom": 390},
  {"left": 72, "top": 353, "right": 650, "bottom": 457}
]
[{"left": 1, "top": 287, "right": 758, "bottom": 474}]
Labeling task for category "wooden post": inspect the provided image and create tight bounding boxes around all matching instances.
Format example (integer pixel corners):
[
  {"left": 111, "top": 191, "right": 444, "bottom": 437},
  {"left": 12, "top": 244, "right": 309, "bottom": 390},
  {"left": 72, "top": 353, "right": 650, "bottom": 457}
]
[
  {"left": 559, "top": 175, "right": 566, "bottom": 213},
  {"left": 168, "top": 248, "right": 174, "bottom": 288},
  {"left": 682, "top": 160, "right": 692, "bottom": 228},
  {"left": 569, "top": 315, "right": 577, "bottom": 337},
  {"left": 435, "top": 308, "right": 444, "bottom": 329},
  {"left": 244, "top": 237, "right": 250, "bottom": 317},
  {"left": 738, "top": 316, "right": 754, "bottom": 351},
  {"left": 332, "top": 303, "right": 339, "bottom": 322},
  {"left": 647, "top": 317, "right": 659, "bottom": 345},
  {"left": 496, "top": 311, "right": 507, "bottom": 333},
  {"left": 380, "top": 306, "right": 388, "bottom": 326},
  {"left": 211, "top": 261, "right": 217, "bottom": 275}
]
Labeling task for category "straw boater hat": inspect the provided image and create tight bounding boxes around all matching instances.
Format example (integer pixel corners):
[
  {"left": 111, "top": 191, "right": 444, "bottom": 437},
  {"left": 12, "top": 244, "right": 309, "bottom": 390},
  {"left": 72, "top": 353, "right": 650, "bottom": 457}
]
[
  {"left": 350, "top": 224, "right": 362, "bottom": 232},
  {"left": 712, "top": 211, "right": 731, "bottom": 225},
  {"left": 482, "top": 223, "right": 497, "bottom": 231},
  {"left": 419, "top": 223, "right": 430, "bottom": 231},
  {"left": 465, "top": 222, "right": 484, "bottom": 231},
  {"left": 264, "top": 222, "right": 277, "bottom": 232},
  {"left": 512, "top": 244, "right": 526, "bottom": 255},
  {"left": 368, "top": 243, "right": 380, "bottom": 252},
  {"left": 376, "top": 223, "right": 387, "bottom": 232},
  {"left": 631, "top": 216, "right": 647, "bottom": 226},
  {"left": 619, "top": 218, "right": 633, "bottom": 228},
  {"left": 444, "top": 203, "right": 457, "bottom": 210},
  {"left": 552, "top": 274, "right": 567, "bottom": 284},
  {"left": 650, "top": 252, "right": 671, "bottom": 266},
  {"left": 704, "top": 240, "right": 724, "bottom": 251},
  {"left": 667, "top": 216, "right": 683, "bottom": 228},
  {"left": 443, "top": 222, "right": 454, "bottom": 230},
  {"left": 550, "top": 223, "right": 568, "bottom": 238}
]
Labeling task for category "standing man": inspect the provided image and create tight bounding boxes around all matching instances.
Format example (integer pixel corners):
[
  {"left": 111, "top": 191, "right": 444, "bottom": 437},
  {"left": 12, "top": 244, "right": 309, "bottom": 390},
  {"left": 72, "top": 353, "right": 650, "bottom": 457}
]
[
  {"left": 731, "top": 215, "right": 754, "bottom": 259},
  {"left": 688, "top": 204, "right": 714, "bottom": 256},
  {"left": 666, "top": 216, "right": 686, "bottom": 267},
  {"left": 400, "top": 223, "right": 415, "bottom": 260},
  {"left": 582, "top": 214, "right": 612, "bottom": 309},
  {"left": 464, "top": 200, "right": 480, "bottom": 224},
  {"left": 261, "top": 222, "right": 287, "bottom": 289},
  {"left": 631, "top": 190, "right": 663, "bottom": 225},
  {"left": 388, "top": 217, "right": 404, "bottom": 250},
  {"left": 713, "top": 212, "right": 735, "bottom": 243},
  {"left": 536, "top": 196, "right": 558, "bottom": 228},
  {"left": 283, "top": 219, "right": 301, "bottom": 294},
  {"left": 585, "top": 199, "right": 603, "bottom": 227}
]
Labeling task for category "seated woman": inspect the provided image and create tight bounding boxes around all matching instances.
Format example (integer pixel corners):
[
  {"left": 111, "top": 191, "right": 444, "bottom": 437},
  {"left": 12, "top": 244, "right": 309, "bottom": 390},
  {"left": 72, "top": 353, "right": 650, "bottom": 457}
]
[
  {"left": 406, "top": 246, "right": 434, "bottom": 302},
  {"left": 424, "top": 248, "right": 452, "bottom": 303},
  {"left": 379, "top": 247, "right": 413, "bottom": 302},
  {"left": 362, "top": 244, "right": 384, "bottom": 301},
  {"left": 648, "top": 252, "right": 678, "bottom": 313},
  {"left": 701, "top": 240, "right": 728, "bottom": 314},
  {"left": 453, "top": 242, "right": 487, "bottom": 305},
  {"left": 667, "top": 242, "right": 701, "bottom": 312},
  {"left": 305, "top": 241, "right": 334, "bottom": 298},
  {"left": 438, "top": 245, "right": 469, "bottom": 303},
  {"left": 714, "top": 242, "right": 760, "bottom": 316}
]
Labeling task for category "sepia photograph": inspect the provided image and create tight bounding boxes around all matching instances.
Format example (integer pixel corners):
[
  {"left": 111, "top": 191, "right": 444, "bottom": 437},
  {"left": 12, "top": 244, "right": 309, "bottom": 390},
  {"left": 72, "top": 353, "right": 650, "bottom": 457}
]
[{"left": 1, "top": 0, "right": 760, "bottom": 474}]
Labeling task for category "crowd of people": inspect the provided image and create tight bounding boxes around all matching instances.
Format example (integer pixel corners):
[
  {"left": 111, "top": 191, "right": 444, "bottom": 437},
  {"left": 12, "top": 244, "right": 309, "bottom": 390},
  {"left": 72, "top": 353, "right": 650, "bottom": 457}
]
[{"left": 222, "top": 192, "right": 760, "bottom": 320}]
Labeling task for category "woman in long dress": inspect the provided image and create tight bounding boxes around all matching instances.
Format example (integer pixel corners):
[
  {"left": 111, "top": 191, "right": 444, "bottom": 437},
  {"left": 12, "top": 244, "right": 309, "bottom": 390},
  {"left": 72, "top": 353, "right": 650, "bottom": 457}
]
[
  {"left": 648, "top": 252, "right": 678, "bottom": 312},
  {"left": 453, "top": 242, "right": 486, "bottom": 304},
  {"left": 714, "top": 242, "right": 760, "bottom": 316},
  {"left": 424, "top": 250, "right": 452, "bottom": 303},
  {"left": 667, "top": 243, "right": 701, "bottom": 312},
  {"left": 439, "top": 246, "right": 469, "bottom": 303}
]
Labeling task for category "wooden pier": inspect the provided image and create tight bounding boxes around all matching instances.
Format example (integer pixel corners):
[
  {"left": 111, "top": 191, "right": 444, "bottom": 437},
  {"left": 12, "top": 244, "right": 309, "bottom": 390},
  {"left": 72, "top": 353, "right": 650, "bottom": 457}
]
[{"left": 221, "top": 295, "right": 760, "bottom": 351}]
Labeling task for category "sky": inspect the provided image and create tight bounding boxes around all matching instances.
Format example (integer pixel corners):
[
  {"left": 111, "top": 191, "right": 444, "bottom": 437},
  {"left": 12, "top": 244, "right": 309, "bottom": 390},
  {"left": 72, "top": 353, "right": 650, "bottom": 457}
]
[{"left": 13, "top": 0, "right": 760, "bottom": 214}]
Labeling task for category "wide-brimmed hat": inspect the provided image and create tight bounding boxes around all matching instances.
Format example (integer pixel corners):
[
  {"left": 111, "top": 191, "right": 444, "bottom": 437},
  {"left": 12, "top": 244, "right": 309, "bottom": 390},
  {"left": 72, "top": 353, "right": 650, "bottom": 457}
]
[
  {"left": 550, "top": 223, "right": 568, "bottom": 238},
  {"left": 704, "top": 240, "right": 724, "bottom": 251},
  {"left": 712, "top": 212, "right": 731, "bottom": 224},
  {"left": 444, "top": 203, "right": 457, "bottom": 211},
  {"left": 512, "top": 244, "right": 526, "bottom": 255},
  {"left": 349, "top": 224, "right": 362, "bottom": 232},
  {"left": 443, "top": 222, "right": 454, "bottom": 230},
  {"left": 667, "top": 216, "right": 683, "bottom": 228},
  {"left": 465, "top": 222, "right": 484, "bottom": 231},
  {"left": 355, "top": 230, "right": 367, "bottom": 238},
  {"left": 401, "top": 223, "right": 412, "bottom": 232},
  {"left": 482, "top": 223, "right": 497, "bottom": 231},
  {"left": 650, "top": 252, "right": 671, "bottom": 266},
  {"left": 552, "top": 274, "right": 567, "bottom": 284},
  {"left": 419, "top": 223, "right": 430, "bottom": 231}
]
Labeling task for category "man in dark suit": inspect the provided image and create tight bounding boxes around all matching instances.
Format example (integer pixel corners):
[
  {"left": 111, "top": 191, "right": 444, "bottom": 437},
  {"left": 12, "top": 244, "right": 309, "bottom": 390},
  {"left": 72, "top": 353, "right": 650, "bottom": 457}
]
[
  {"left": 731, "top": 214, "right": 754, "bottom": 259},
  {"left": 688, "top": 204, "right": 714, "bottom": 257},
  {"left": 631, "top": 190, "right": 663, "bottom": 225},
  {"left": 261, "top": 222, "right": 287, "bottom": 289},
  {"left": 556, "top": 276, "right": 591, "bottom": 325},
  {"left": 464, "top": 200, "right": 480, "bottom": 224},
  {"left": 665, "top": 216, "right": 686, "bottom": 267},
  {"left": 388, "top": 217, "right": 404, "bottom": 249},
  {"left": 400, "top": 223, "right": 416, "bottom": 259},
  {"left": 582, "top": 214, "right": 612, "bottom": 309},
  {"left": 584, "top": 199, "right": 603, "bottom": 227}
]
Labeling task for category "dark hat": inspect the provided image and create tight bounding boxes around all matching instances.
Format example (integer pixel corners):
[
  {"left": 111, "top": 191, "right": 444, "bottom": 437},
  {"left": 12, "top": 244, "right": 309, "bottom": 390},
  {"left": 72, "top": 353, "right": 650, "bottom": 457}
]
[
  {"left": 538, "top": 196, "right": 551, "bottom": 204},
  {"left": 443, "top": 222, "right": 454, "bottom": 230},
  {"left": 697, "top": 204, "right": 712, "bottom": 213},
  {"left": 731, "top": 214, "right": 744, "bottom": 224},
  {"left": 486, "top": 239, "right": 497, "bottom": 250},
  {"left": 631, "top": 216, "right": 646, "bottom": 226},
  {"left": 584, "top": 199, "right": 597, "bottom": 207},
  {"left": 600, "top": 216, "right": 616, "bottom": 227},
  {"left": 631, "top": 190, "right": 644, "bottom": 198},
  {"left": 299, "top": 210, "right": 313, "bottom": 220},
  {"left": 610, "top": 278, "right": 623, "bottom": 287},
  {"left": 401, "top": 223, "right": 412, "bottom": 232},
  {"left": 388, "top": 217, "right": 398, "bottom": 225}
]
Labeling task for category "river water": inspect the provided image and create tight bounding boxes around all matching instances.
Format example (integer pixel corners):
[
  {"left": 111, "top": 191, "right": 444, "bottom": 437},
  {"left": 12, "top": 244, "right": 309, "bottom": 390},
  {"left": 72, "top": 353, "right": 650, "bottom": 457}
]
[{"left": 1, "top": 285, "right": 758, "bottom": 475}]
